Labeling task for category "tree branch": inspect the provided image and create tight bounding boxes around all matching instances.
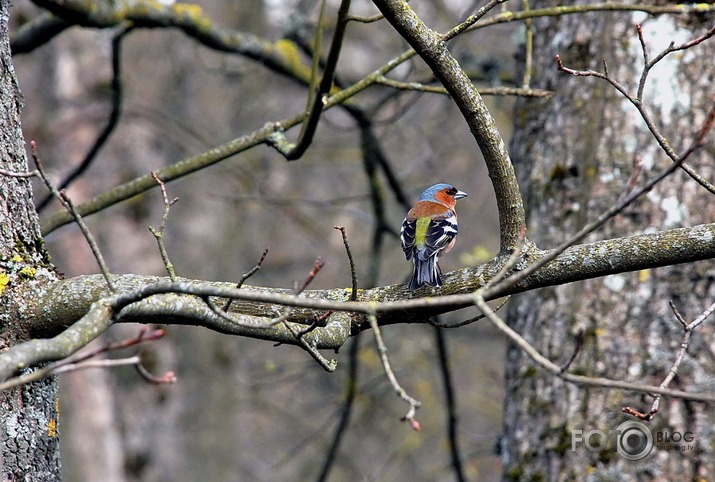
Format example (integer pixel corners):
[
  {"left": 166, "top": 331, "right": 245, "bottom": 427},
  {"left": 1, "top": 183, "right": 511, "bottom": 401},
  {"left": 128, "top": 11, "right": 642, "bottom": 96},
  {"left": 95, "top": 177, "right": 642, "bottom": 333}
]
[
  {"left": 36, "top": 26, "right": 133, "bottom": 211},
  {"left": 268, "top": 0, "right": 351, "bottom": 160},
  {"left": 371, "top": 0, "right": 526, "bottom": 252},
  {"left": 0, "top": 221, "right": 709, "bottom": 383},
  {"left": 472, "top": 291, "right": 715, "bottom": 403}
]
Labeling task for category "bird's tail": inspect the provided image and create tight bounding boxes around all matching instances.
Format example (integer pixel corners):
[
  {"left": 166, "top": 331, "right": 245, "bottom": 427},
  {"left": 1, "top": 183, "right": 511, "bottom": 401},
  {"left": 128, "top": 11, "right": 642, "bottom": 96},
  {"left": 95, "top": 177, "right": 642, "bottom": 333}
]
[{"left": 408, "top": 256, "right": 442, "bottom": 290}]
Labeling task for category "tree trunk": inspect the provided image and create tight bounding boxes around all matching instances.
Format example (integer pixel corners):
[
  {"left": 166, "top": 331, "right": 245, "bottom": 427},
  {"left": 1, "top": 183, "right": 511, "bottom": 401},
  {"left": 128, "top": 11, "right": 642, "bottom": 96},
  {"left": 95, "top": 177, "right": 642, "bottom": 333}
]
[
  {"left": 504, "top": 3, "right": 714, "bottom": 480},
  {"left": 0, "top": 0, "right": 61, "bottom": 477}
]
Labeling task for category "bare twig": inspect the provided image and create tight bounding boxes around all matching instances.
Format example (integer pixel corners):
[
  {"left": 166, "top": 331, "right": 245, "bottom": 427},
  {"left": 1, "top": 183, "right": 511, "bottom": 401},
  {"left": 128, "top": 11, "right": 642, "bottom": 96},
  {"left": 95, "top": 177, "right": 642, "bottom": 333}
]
[
  {"left": 367, "top": 313, "right": 421, "bottom": 429},
  {"left": 617, "top": 156, "right": 644, "bottom": 203},
  {"left": 0, "top": 168, "right": 39, "bottom": 178},
  {"left": 637, "top": 23, "right": 715, "bottom": 101},
  {"left": 296, "top": 258, "right": 325, "bottom": 294},
  {"left": 559, "top": 329, "right": 585, "bottom": 374},
  {"left": 148, "top": 172, "right": 179, "bottom": 281},
  {"left": 281, "top": 319, "right": 337, "bottom": 372},
  {"left": 135, "top": 361, "right": 177, "bottom": 384},
  {"left": 52, "top": 355, "right": 142, "bottom": 374},
  {"left": 429, "top": 296, "right": 509, "bottom": 328},
  {"left": 557, "top": 24, "right": 715, "bottom": 196},
  {"left": 0, "top": 327, "right": 169, "bottom": 391},
  {"left": 347, "top": 13, "right": 383, "bottom": 23},
  {"left": 520, "top": 0, "right": 533, "bottom": 88},
  {"left": 334, "top": 226, "right": 358, "bottom": 301},
  {"left": 280, "top": 258, "right": 337, "bottom": 371},
  {"left": 204, "top": 296, "right": 291, "bottom": 329},
  {"left": 623, "top": 300, "right": 715, "bottom": 421},
  {"left": 442, "top": 0, "right": 508, "bottom": 42},
  {"left": 374, "top": 76, "right": 553, "bottom": 97},
  {"left": 223, "top": 247, "right": 269, "bottom": 312},
  {"left": 485, "top": 225, "right": 528, "bottom": 290},
  {"left": 484, "top": 97, "right": 715, "bottom": 301},
  {"left": 472, "top": 291, "right": 715, "bottom": 403},
  {"left": 32, "top": 142, "right": 116, "bottom": 291}
]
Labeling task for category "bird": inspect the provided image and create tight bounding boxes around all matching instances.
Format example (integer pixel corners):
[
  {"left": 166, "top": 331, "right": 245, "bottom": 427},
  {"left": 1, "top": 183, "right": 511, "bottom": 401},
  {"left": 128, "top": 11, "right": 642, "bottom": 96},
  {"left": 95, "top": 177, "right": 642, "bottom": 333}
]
[{"left": 401, "top": 183, "right": 468, "bottom": 290}]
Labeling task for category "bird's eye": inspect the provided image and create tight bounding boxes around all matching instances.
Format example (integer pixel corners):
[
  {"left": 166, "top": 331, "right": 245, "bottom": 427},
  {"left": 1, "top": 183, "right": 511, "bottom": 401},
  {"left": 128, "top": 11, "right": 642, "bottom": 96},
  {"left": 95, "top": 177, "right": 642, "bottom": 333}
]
[{"left": 446, "top": 188, "right": 457, "bottom": 195}]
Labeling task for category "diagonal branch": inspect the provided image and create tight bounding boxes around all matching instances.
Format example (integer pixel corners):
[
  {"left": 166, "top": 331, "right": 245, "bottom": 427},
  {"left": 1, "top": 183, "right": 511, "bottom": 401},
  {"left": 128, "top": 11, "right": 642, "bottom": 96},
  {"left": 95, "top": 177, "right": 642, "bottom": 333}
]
[
  {"left": 269, "top": 0, "right": 351, "bottom": 160},
  {"left": 472, "top": 291, "right": 715, "bottom": 403},
  {"left": 371, "top": 0, "right": 525, "bottom": 252},
  {"left": 36, "top": 26, "right": 133, "bottom": 211}
]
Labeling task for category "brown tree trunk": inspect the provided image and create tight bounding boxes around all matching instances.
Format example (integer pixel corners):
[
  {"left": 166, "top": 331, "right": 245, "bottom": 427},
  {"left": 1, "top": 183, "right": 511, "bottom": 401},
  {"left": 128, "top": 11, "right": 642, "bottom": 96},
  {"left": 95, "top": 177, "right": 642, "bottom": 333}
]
[
  {"left": 0, "top": 0, "right": 61, "bottom": 478},
  {"left": 504, "top": 3, "right": 714, "bottom": 480}
]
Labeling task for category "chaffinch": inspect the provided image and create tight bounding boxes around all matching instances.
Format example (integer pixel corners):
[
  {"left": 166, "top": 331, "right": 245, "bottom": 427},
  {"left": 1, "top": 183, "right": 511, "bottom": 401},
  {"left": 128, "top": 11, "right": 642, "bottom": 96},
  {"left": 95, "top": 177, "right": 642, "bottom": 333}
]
[{"left": 401, "top": 183, "right": 468, "bottom": 290}]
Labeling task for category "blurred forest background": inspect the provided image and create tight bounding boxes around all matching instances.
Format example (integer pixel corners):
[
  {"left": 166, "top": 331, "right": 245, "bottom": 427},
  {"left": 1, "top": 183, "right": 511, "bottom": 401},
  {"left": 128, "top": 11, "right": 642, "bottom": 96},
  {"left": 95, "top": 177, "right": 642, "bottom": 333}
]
[{"left": 11, "top": 0, "right": 517, "bottom": 480}]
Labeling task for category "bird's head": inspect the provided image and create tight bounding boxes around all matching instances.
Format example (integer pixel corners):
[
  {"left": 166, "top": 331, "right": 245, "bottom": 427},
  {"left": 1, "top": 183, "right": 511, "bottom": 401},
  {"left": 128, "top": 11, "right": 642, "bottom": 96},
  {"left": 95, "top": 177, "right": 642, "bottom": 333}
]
[{"left": 419, "top": 183, "right": 468, "bottom": 209}]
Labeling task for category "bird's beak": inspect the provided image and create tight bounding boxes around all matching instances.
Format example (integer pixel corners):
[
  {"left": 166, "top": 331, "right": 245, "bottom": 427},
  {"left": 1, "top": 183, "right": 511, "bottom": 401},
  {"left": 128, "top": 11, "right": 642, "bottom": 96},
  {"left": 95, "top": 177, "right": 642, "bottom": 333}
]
[{"left": 455, "top": 190, "right": 468, "bottom": 199}]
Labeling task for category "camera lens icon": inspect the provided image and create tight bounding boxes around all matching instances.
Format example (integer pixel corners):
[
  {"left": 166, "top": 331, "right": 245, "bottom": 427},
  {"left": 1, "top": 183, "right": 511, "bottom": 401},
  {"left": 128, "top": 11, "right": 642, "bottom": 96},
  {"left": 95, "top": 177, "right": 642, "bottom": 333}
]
[{"left": 616, "top": 421, "right": 653, "bottom": 460}]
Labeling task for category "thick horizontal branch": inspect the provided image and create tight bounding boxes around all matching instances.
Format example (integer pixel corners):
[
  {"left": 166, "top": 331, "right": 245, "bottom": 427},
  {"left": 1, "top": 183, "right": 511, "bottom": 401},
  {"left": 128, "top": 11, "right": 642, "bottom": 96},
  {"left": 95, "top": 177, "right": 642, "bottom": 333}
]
[
  {"left": 3, "top": 223, "right": 713, "bottom": 381},
  {"left": 25, "top": 222, "right": 715, "bottom": 336},
  {"left": 489, "top": 222, "right": 715, "bottom": 298}
]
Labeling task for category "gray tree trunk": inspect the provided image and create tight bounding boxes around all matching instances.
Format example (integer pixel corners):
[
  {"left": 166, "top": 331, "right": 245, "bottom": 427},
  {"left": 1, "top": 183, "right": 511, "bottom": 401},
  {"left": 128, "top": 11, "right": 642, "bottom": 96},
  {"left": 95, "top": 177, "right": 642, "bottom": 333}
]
[
  {"left": 0, "top": 0, "right": 61, "bottom": 478},
  {"left": 504, "top": 3, "right": 714, "bottom": 480}
]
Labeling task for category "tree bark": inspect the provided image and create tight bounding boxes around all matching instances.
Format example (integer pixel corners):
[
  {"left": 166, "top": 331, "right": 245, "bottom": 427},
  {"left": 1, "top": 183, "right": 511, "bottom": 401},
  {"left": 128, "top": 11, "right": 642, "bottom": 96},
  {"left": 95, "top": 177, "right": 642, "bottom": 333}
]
[
  {"left": 0, "top": 0, "right": 61, "bottom": 477},
  {"left": 504, "top": 3, "right": 714, "bottom": 479}
]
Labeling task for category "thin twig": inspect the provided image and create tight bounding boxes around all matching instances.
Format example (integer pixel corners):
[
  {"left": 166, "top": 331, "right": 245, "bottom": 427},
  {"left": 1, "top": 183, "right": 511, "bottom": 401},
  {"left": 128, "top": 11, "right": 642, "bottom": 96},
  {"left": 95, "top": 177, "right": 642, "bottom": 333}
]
[
  {"left": 296, "top": 258, "right": 325, "bottom": 294},
  {"left": 367, "top": 312, "right": 421, "bottom": 429},
  {"left": 617, "top": 156, "right": 644, "bottom": 203},
  {"left": 280, "top": 258, "right": 337, "bottom": 371},
  {"left": 148, "top": 172, "right": 179, "bottom": 281},
  {"left": 135, "top": 362, "right": 177, "bottom": 384},
  {"left": 484, "top": 96, "right": 715, "bottom": 301},
  {"left": 430, "top": 296, "right": 509, "bottom": 328},
  {"left": 204, "top": 296, "right": 291, "bottom": 329},
  {"left": 559, "top": 329, "right": 585, "bottom": 374},
  {"left": 485, "top": 225, "right": 528, "bottom": 290},
  {"left": 281, "top": 320, "right": 337, "bottom": 372},
  {"left": 520, "top": 0, "right": 533, "bottom": 88},
  {"left": 0, "top": 168, "right": 39, "bottom": 178},
  {"left": 623, "top": 300, "right": 715, "bottom": 421},
  {"left": 52, "top": 355, "right": 143, "bottom": 374},
  {"left": 0, "top": 327, "right": 168, "bottom": 391},
  {"left": 223, "top": 247, "right": 269, "bottom": 311},
  {"left": 347, "top": 12, "right": 383, "bottom": 23},
  {"left": 557, "top": 25, "right": 715, "bottom": 196},
  {"left": 473, "top": 291, "right": 715, "bottom": 403},
  {"left": 334, "top": 226, "right": 358, "bottom": 300},
  {"left": 374, "top": 76, "right": 553, "bottom": 97},
  {"left": 31, "top": 142, "right": 116, "bottom": 291},
  {"left": 442, "top": 0, "right": 509, "bottom": 42}
]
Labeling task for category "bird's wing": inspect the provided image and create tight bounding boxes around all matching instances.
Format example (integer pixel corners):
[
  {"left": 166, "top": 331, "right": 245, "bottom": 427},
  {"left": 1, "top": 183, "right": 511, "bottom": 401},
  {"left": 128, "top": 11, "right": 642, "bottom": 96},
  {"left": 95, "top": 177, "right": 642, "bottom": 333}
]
[
  {"left": 400, "top": 217, "right": 417, "bottom": 260},
  {"left": 402, "top": 210, "right": 458, "bottom": 261},
  {"left": 419, "top": 213, "right": 458, "bottom": 260}
]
